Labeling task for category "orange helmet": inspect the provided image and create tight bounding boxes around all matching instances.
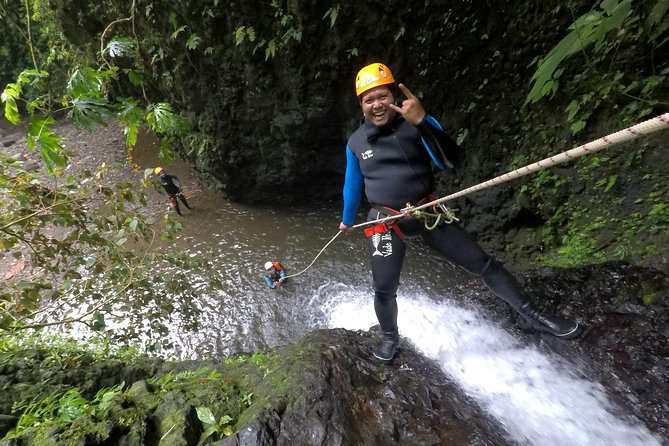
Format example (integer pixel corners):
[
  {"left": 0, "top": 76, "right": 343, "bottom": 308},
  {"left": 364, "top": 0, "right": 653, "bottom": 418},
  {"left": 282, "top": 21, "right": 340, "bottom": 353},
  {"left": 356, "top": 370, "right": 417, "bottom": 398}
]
[{"left": 355, "top": 63, "right": 396, "bottom": 97}]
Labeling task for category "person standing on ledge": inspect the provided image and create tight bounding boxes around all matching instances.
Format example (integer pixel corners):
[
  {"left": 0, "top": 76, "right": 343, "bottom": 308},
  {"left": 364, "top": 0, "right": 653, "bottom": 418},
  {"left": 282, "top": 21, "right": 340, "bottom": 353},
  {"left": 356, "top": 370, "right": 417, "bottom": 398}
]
[{"left": 339, "top": 62, "right": 581, "bottom": 362}]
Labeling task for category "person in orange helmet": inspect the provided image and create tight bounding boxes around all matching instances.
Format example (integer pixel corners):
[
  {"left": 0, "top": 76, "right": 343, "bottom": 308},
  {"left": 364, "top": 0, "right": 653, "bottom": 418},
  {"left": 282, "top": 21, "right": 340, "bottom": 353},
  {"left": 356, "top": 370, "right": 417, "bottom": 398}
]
[{"left": 339, "top": 63, "right": 581, "bottom": 362}]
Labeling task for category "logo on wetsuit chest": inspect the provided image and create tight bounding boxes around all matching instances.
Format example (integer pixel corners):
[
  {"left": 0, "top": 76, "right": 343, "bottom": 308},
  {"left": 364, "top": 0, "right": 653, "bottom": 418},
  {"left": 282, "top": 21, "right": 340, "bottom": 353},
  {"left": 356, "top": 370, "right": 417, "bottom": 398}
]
[{"left": 361, "top": 149, "right": 374, "bottom": 160}]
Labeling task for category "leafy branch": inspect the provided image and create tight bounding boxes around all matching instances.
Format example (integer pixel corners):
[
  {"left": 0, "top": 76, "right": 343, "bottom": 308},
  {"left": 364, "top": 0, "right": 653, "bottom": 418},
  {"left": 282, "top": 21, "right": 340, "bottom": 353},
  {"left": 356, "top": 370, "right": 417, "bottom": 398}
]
[
  {"left": 525, "top": 0, "right": 633, "bottom": 105},
  {"left": 233, "top": 0, "right": 302, "bottom": 61},
  {"left": 0, "top": 153, "right": 170, "bottom": 333}
]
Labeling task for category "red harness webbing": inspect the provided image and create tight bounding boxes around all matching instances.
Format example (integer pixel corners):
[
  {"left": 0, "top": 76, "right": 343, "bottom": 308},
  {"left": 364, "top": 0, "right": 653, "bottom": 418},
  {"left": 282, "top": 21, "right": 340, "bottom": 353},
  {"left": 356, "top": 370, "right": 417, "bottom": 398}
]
[
  {"left": 364, "top": 222, "right": 405, "bottom": 240},
  {"left": 364, "top": 195, "right": 436, "bottom": 240}
]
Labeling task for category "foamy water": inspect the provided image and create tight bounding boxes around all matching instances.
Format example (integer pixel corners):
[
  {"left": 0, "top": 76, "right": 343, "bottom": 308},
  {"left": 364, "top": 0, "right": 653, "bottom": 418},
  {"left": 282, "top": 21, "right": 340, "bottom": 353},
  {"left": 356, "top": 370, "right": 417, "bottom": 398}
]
[{"left": 323, "top": 287, "right": 663, "bottom": 446}]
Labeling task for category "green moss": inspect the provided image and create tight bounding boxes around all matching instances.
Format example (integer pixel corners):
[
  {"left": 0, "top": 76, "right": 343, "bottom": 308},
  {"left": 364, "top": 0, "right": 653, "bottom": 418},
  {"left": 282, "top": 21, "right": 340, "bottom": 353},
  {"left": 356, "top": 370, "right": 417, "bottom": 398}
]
[
  {"left": 158, "top": 409, "right": 190, "bottom": 444},
  {"left": 1, "top": 335, "right": 274, "bottom": 443}
]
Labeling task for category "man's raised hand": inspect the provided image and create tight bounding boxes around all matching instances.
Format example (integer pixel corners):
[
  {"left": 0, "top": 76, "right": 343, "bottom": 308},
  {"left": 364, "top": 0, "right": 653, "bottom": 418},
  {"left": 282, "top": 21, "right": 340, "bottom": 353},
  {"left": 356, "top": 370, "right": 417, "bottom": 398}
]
[{"left": 389, "top": 83, "right": 426, "bottom": 125}]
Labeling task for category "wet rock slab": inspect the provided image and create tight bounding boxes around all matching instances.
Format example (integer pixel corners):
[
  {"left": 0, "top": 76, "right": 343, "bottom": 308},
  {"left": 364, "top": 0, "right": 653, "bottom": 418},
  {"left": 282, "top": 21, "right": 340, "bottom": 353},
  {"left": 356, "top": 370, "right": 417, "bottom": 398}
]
[
  {"left": 520, "top": 262, "right": 668, "bottom": 442},
  {"left": 218, "top": 328, "right": 511, "bottom": 446}
]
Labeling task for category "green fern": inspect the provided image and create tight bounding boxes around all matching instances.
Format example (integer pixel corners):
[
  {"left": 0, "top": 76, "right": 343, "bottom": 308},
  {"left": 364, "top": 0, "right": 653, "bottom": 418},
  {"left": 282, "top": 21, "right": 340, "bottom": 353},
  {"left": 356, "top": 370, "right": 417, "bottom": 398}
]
[{"left": 186, "top": 34, "right": 201, "bottom": 50}]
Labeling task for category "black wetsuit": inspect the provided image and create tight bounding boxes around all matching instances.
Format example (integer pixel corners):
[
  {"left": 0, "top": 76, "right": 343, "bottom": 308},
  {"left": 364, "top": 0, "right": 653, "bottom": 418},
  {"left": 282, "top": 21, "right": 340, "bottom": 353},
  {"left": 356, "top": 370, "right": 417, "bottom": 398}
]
[
  {"left": 159, "top": 173, "right": 191, "bottom": 215},
  {"left": 342, "top": 114, "right": 530, "bottom": 334}
]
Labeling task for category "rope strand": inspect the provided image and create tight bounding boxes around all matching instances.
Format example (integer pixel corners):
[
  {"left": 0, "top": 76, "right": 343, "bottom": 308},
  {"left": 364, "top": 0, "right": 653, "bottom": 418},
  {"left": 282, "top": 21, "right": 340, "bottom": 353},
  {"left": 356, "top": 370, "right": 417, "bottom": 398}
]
[{"left": 282, "top": 230, "right": 343, "bottom": 279}]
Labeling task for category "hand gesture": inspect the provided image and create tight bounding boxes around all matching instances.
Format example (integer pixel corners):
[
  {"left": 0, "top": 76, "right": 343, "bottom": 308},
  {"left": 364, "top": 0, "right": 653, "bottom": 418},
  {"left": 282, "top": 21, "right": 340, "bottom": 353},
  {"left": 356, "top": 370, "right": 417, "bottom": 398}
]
[{"left": 389, "top": 83, "right": 426, "bottom": 125}]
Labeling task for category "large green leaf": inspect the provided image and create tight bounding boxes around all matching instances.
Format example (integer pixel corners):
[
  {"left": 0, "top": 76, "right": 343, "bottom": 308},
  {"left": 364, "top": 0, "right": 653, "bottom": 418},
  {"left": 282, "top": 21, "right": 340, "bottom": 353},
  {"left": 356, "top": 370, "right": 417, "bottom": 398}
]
[
  {"left": 186, "top": 34, "right": 201, "bottom": 50},
  {"left": 27, "top": 117, "right": 66, "bottom": 171},
  {"left": 67, "top": 67, "right": 103, "bottom": 97},
  {"left": 104, "top": 36, "right": 136, "bottom": 58},
  {"left": 196, "top": 406, "right": 216, "bottom": 426},
  {"left": 123, "top": 69, "right": 145, "bottom": 87},
  {"left": 116, "top": 97, "right": 144, "bottom": 124},
  {"left": 648, "top": 0, "right": 669, "bottom": 40},
  {"left": 146, "top": 103, "right": 188, "bottom": 136},
  {"left": 526, "top": 0, "right": 632, "bottom": 105},
  {"left": 1, "top": 83, "right": 21, "bottom": 124},
  {"left": 69, "top": 97, "right": 110, "bottom": 130}
]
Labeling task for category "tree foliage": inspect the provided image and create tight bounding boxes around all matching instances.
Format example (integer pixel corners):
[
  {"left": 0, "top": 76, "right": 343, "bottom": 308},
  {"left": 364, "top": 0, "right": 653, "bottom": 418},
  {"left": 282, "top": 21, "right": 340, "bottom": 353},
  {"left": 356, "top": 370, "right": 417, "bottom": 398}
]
[
  {"left": 526, "top": 0, "right": 634, "bottom": 105},
  {"left": 0, "top": 148, "right": 184, "bottom": 332},
  {"left": 1, "top": 0, "right": 190, "bottom": 169},
  {"left": 0, "top": 0, "right": 190, "bottom": 335},
  {"left": 526, "top": 0, "right": 669, "bottom": 133}
]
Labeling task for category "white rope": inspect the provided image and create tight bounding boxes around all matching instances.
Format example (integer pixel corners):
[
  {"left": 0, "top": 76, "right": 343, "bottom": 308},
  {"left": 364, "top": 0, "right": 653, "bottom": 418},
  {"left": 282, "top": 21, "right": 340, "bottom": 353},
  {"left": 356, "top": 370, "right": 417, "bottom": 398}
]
[
  {"left": 282, "top": 230, "right": 343, "bottom": 279},
  {"left": 355, "top": 112, "right": 669, "bottom": 229}
]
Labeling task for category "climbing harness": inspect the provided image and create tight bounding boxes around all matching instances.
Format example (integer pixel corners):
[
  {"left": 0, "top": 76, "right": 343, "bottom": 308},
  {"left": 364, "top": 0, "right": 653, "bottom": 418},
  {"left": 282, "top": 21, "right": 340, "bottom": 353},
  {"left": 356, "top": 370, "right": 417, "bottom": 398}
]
[
  {"left": 364, "top": 196, "right": 460, "bottom": 240},
  {"left": 365, "top": 205, "right": 407, "bottom": 239},
  {"left": 364, "top": 222, "right": 403, "bottom": 238},
  {"left": 287, "top": 113, "right": 669, "bottom": 277}
]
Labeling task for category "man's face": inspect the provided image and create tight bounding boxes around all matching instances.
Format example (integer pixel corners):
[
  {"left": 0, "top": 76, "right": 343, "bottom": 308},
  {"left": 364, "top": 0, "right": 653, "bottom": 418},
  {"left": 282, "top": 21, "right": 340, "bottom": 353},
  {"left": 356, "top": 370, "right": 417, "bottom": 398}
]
[{"left": 360, "top": 86, "right": 395, "bottom": 127}]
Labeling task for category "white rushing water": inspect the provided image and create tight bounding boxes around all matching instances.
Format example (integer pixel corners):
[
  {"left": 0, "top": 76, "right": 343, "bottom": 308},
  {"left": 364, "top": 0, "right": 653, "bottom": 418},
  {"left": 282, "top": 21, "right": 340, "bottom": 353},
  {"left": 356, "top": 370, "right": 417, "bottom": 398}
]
[{"left": 322, "top": 286, "right": 663, "bottom": 446}]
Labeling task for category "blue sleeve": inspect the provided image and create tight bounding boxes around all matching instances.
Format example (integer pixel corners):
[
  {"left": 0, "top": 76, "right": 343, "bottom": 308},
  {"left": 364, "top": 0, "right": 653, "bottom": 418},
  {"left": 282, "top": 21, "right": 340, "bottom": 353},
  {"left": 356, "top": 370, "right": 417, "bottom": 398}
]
[
  {"left": 278, "top": 270, "right": 286, "bottom": 279},
  {"left": 264, "top": 275, "right": 275, "bottom": 289},
  {"left": 417, "top": 115, "right": 461, "bottom": 170},
  {"left": 342, "top": 146, "right": 363, "bottom": 226}
]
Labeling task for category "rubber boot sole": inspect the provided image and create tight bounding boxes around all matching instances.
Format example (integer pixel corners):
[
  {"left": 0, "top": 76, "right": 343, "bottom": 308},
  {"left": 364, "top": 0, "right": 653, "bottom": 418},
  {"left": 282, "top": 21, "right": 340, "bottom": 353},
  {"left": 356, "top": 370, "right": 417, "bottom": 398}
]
[
  {"left": 552, "top": 322, "right": 583, "bottom": 340},
  {"left": 373, "top": 348, "right": 398, "bottom": 362}
]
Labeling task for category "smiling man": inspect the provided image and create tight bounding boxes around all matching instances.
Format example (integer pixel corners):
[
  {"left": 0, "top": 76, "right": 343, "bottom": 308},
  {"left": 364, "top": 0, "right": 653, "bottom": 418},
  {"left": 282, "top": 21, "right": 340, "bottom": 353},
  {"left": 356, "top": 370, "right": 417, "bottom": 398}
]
[{"left": 339, "top": 63, "right": 581, "bottom": 362}]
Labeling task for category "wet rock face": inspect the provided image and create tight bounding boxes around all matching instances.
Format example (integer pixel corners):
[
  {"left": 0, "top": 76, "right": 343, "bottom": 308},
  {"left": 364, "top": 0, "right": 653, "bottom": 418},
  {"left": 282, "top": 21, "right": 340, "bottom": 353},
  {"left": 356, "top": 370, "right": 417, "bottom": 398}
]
[
  {"left": 0, "top": 329, "right": 510, "bottom": 445},
  {"left": 51, "top": 0, "right": 577, "bottom": 204},
  {"left": 219, "top": 328, "right": 511, "bottom": 446},
  {"left": 558, "top": 264, "right": 669, "bottom": 442},
  {"left": 2, "top": 259, "right": 667, "bottom": 446},
  {"left": 489, "top": 262, "right": 669, "bottom": 441}
]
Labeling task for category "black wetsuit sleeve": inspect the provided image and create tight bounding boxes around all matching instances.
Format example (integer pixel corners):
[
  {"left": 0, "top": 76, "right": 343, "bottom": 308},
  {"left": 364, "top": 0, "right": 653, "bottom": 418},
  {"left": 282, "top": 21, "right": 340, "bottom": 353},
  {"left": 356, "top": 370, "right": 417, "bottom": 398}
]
[{"left": 415, "top": 115, "right": 463, "bottom": 169}]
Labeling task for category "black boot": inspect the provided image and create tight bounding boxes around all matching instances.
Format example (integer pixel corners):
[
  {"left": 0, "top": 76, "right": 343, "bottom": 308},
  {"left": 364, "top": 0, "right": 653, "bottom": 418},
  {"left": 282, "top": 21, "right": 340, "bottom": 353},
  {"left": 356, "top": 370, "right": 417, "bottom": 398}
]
[
  {"left": 518, "top": 303, "right": 582, "bottom": 339},
  {"left": 373, "top": 330, "right": 400, "bottom": 361}
]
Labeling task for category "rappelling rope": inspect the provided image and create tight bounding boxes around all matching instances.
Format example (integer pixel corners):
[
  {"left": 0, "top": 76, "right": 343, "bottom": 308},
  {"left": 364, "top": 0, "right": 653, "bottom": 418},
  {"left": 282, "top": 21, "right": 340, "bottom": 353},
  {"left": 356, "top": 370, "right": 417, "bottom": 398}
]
[
  {"left": 284, "top": 113, "right": 668, "bottom": 278},
  {"left": 355, "top": 112, "right": 669, "bottom": 229},
  {"left": 282, "top": 230, "right": 343, "bottom": 279}
]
